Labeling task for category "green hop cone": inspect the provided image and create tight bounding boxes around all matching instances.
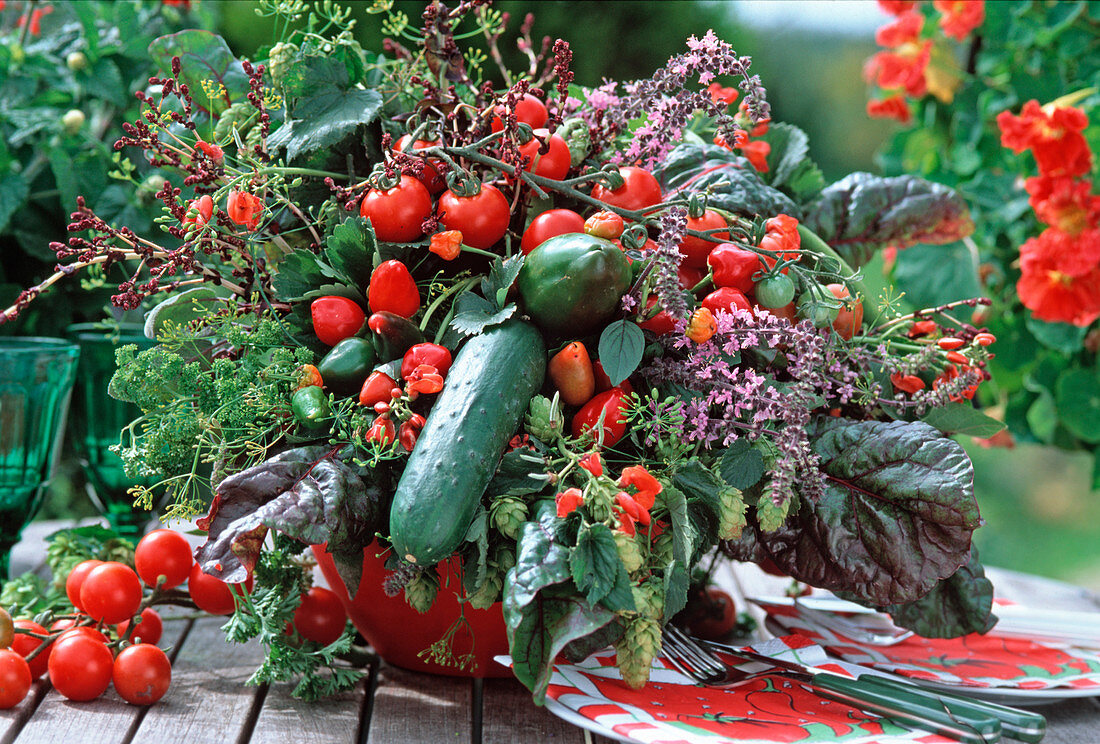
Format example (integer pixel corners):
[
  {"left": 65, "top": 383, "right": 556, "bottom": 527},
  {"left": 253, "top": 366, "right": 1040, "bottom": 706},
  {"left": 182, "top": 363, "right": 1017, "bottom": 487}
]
[
  {"left": 267, "top": 42, "right": 299, "bottom": 88},
  {"left": 615, "top": 616, "right": 661, "bottom": 689},
  {"left": 756, "top": 488, "right": 792, "bottom": 533},
  {"left": 613, "top": 530, "right": 644, "bottom": 574},
  {"left": 100, "top": 538, "right": 136, "bottom": 567},
  {"left": 404, "top": 571, "right": 439, "bottom": 614},
  {"left": 717, "top": 485, "right": 748, "bottom": 540},
  {"left": 556, "top": 117, "right": 592, "bottom": 168},
  {"left": 524, "top": 394, "right": 562, "bottom": 442},
  {"left": 489, "top": 495, "right": 528, "bottom": 540},
  {"left": 630, "top": 577, "right": 664, "bottom": 621},
  {"left": 214, "top": 101, "right": 257, "bottom": 142}
]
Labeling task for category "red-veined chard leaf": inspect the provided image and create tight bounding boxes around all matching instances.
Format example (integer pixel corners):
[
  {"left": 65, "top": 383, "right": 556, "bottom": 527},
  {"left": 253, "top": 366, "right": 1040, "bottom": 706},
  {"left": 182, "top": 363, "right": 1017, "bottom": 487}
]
[
  {"left": 875, "top": 549, "right": 996, "bottom": 638},
  {"left": 724, "top": 417, "right": 980, "bottom": 606},
  {"left": 148, "top": 31, "right": 250, "bottom": 116}
]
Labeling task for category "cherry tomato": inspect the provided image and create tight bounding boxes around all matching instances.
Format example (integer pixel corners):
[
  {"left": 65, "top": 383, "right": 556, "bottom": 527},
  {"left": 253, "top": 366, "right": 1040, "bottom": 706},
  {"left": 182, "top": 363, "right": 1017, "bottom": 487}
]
[
  {"left": 583, "top": 210, "right": 625, "bottom": 240},
  {"left": 683, "top": 587, "right": 738, "bottom": 641},
  {"left": 678, "top": 263, "right": 705, "bottom": 291},
  {"left": 401, "top": 343, "right": 452, "bottom": 380},
  {"left": 520, "top": 209, "right": 584, "bottom": 255},
  {"left": 368, "top": 260, "right": 420, "bottom": 318},
  {"left": 437, "top": 184, "right": 511, "bottom": 250},
  {"left": 113, "top": 644, "right": 172, "bottom": 706},
  {"left": 761, "top": 300, "right": 798, "bottom": 323},
  {"left": 394, "top": 134, "right": 445, "bottom": 194},
  {"left": 135, "top": 529, "right": 194, "bottom": 590},
  {"left": 311, "top": 296, "right": 366, "bottom": 347},
  {"left": 826, "top": 283, "right": 863, "bottom": 340},
  {"left": 65, "top": 559, "right": 104, "bottom": 611},
  {"left": 591, "top": 166, "right": 662, "bottom": 212},
  {"left": 702, "top": 286, "right": 752, "bottom": 316},
  {"left": 753, "top": 274, "right": 796, "bottom": 309},
  {"left": 678, "top": 209, "right": 729, "bottom": 268},
  {"left": 359, "top": 370, "right": 399, "bottom": 408},
  {"left": 48, "top": 633, "right": 113, "bottom": 701},
  {"left": 52, "top": 623, "right": 108, "bottom": 646},
  {"left": 0, "top": 608, "right": 11, "bottom": 650},
  {"left": 0, "top": 649, "right": 31, "bottom": 709},
  {"left": 359, "top": 174, "right": 433, "bottom": 243},
  {"left": 187, "top": 563, "right": 252, "bottom": 616},
  {"left": 491, "top": 92, "right": 548, "bottom": 132},
  {"left": 707, "top": 243, "right": 762, "bottom": 293},
  {"left": 637, "top": 296, "right": 677, "bottom": 336},
  {"left": 571, "top": 387, "right": 632, "bottom": 446},
  {"left": 10, "top": 620, "right": 49, "bottom": 679},
  {"left": 517, "top": 129, "right": 571, "bottom": 181},
  {"left": 81, "top": 562, "right": 143, "bottom": 625},
  {"left": 118, "top": 608, "right": 164, "bottom": 645},
  {"left": 548, "top": 341, "right": 596, "bottom": 406},
  {"left": 289, "top": 587, "right": 347, "bottom": 646}
]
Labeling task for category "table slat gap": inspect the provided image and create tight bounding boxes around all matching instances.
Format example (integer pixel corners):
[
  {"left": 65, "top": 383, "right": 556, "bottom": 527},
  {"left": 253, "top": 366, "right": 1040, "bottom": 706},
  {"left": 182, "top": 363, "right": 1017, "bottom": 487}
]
[{"left": 355, "top": 657, "right": 379, "bottom": 744}]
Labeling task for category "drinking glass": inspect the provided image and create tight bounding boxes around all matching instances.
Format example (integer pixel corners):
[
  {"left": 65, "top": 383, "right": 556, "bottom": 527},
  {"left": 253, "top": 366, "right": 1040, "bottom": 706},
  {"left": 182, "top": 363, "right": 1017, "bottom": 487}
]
[
  {"left": 0, "top": 337, "right": 80, "bottom": 578},
  {"left": 67, "top": 323, "right": 157, "bottom": 540}
]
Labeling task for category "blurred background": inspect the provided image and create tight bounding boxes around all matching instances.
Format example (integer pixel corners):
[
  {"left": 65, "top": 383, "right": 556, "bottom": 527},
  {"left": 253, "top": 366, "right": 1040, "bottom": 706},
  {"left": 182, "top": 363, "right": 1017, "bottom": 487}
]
[{"left": 7, "top": 0, "right": 1098, "bottom": 590}]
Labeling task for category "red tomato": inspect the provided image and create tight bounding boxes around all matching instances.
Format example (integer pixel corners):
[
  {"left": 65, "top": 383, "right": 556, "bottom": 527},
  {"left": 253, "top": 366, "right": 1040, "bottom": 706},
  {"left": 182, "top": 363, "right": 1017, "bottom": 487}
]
[
  {"left": 437, "top": 184, "right": 511, "bottom": 250},
  {"left": 708, "top": 243, "right": 762, "bottom": 293},
  {"left": 80, "top": 562, "right": 143, "bottom": 625},
  {"left": 118, "top": 608, "right": 164, "bottom": 645},
  {"left": 591, "top": 166, "right": 662, "bottom": 212},
  {"left": 491, "top": 93, "right": 548, "bottom": 132},
  {"left": 520, "top": 209, "right": 584, "bottom": 255},
  {"left": 65, "top": 559, "right": 104, "bottom": 611},
  {"left": 310, "top": 296, "right": 366, "bottom": 347},
  {"left": 135, "top": 529, "right": 194, "bottom": 590},
  {"left": 359, "top": 174, "right": 433, "bottom": 243},
  {"left": 637, "top": 296, "right": 676, "bottom": 336},
  {"left": 368, "top": 260, "right": 420, "bottom": 318},
  {"left": 678, "top": 263, "right": 705, "bottom": 291},
  {"left": 571, "top": 387, "right": 632, "bottom": 446},
  {"left": 702, "top": 287, "right": 752, "bottom": 315},
  {"left": 290, "top": 587, "right": 347, "bottom": 646},
  {"left": 187, "top": 563, "right": 252, "bottom": 616},
  {"left": 827, "top": 283, "right": 863, "bottom": 340},
  {"left": 359, "top": 370, "right": 399, "bottom": 408},
  {"left": 517, "top": 129, "right": 571, "bottom": 181},
  {"left": 52, "top": 624, "right": 108, "bottom": 646},
  {"left": 401, "top": 343, "right": 452, "bottom": 380},
  {"left": 395, "top": 134, "right": 445, "bottom": 194},
  {"left": 683, "top": 587, "right": 738, "bottom": 641},
  {"left": 48, "top": 633, "right": 113, "bottom": 701},
  {"left": 0, "top": 649, "right": 31, "bottom": 709},
  {"left": 113, "top": 644, "right": 172, "bottom": 706},
  {"left": 678, "top": 209, "right": 729, "bottom": 268},
  {"left": 10, "top": 620, "right": 49, "bottom": 679}
]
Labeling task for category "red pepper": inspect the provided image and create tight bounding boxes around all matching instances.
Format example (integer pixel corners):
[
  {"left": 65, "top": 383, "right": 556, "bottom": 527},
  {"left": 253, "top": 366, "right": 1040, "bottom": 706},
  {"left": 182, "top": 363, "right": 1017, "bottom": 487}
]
[
  {"left": 571, "top": 387, "right": 632, "bottom": 446},
  {"left": 707, "top": 243, "right": 761, "bottom": 293},
  {"left": 398, "top": 413, "right": 426, "bottom": 452},
  {"left": 359, "top": 370, "right": 399, "bottom": 407},
  {"left": 368, "top": 260, "right": 420, "bottom": 318},
  {"left": 702, "top": 286, "right": 751, "bottom": 315},
  {"left": 548, "top": 341, "right": 596, "bottom": 406},
  {"left": 593, "top": 361, "right": 634, "bottom": 395},
  {"left": 637, "top": 296, "right": 677, "bottom": 336},
  {"left": 401, "top": 343, "right": 452, "bottom": 380},
  {"left": 311, "top": 296, "right": 366, "bottom": 347},
  {"left": 367, "top": 416, "right": 395, "bottom": 446}
]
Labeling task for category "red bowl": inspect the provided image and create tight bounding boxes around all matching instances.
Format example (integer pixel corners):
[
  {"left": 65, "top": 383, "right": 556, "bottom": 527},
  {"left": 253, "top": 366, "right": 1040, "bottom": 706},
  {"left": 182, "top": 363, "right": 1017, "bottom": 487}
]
[{"left": 312, "top": 542, "right": 512, "bottom": 678}]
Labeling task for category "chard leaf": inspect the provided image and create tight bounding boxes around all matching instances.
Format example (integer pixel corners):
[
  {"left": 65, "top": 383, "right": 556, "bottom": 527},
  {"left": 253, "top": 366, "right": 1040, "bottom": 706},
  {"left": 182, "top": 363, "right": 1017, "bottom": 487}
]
[
  {"left": 597, "top": 319, "right": 645, "bottom": 386},
  {"left": 195, "top": 447, "right": 383, "bottom": 596},
  {"left": 921, "top": 403, "right": 1006, "bottom": 439},
  {"left": 148, "top": 31, "right": 249, "bottom": 116},
  {"left": 725, "top": 417, "right": 979, "bottom": 606},
  {"left": 757, "top": 122, "right": 825, "bottom": 202},
  {"left": 805, "top": 173, "right": 974, "bottom": 267},
  {"left": 877, "top": 549, "right": 996, "bottom": 638}
]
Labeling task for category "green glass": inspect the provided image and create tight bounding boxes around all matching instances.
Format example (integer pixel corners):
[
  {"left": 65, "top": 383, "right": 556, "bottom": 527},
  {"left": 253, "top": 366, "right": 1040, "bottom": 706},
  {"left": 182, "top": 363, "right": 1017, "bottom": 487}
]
[
  {"left": 67, "top": 324, "right": 157, "bottom": 540},
  {"left": 0, "top": 337, "right": 80, "bottom": 578}
]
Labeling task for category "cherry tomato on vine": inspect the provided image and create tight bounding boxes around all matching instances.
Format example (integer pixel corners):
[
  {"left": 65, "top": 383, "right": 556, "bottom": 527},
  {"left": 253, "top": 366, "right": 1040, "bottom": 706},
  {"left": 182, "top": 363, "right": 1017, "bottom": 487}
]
[
  {"left": 826, "top": 283, "right": 863, "bottom": 340},
  {"left": 520, "top": 209, "right": 584, "bottom": 255},
  {"left": 678, "top": 209, "right": 729, "bottom": 269},
  {"left": 753, "top": 274, "right": 796, "bottom": 309},
  {"left": 548, "top": 341, "right": 596, "bottom": 406},
  {"left": 359, "top": 174, "right": 433, "bottom": 243},
  {"left": 437, "top": 184, "right": 511, "bottom": 250},
  {"left": 113, "top": 644, "right": 172, "bottom": 706},
  {"left": 517, "top": 129, "right": 571, "bottom": 181},
  {"left": 311, "top": 296, "right": 366, "bottom": 347},
  {"left": 52, "top": 622, "right": 108, "bottom": 646},
  {"left": 48, "top": 633, "right": 113, "bottom": 702},
  {"left": 65, "top": 559, "right": 104, "bottom": 611},
  {"left": 571, "top": 387, "right": 633, "bottom": 446},
  {"left": 394, "top": 134, "right": 445, "bottom": 194},
  {"left": 118, "top": 608, "right": 164, "bottom": 645},
  {"left": 490, "top": 93, "right": 548, "bottom": 132},
  {"left": 683, "top": 587, "right": 738, "bottom": 641},
  {"left": 188, "top": 563, "right": 253, "bottom": 616},
  {"left": 590, "top": 166, "right": 662, "bottom": 212},
  {"left": 0, "top": 649, "right": 31, "bottom": 709},
  {"left": 401, "top": 343, "right": 452, "bottom": 380},
  {"left": 80, "top": 562, "right": 143, "bottom": 625},
  {"left": 135, "top": 529, "right": 194, "bottom": 590},
  {"left": 289, "top": 587, "right": 347, "bottom": 646},
  {"left": 10, "top": 620, "right": 49, "bottom": 679},
  {"left": 368, "top": 260, "right": 420, "bottom": 318}
]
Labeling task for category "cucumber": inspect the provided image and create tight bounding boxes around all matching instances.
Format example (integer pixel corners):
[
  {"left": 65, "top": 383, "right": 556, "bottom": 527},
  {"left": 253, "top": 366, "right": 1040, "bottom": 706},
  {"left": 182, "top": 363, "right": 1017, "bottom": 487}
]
[{"left": 389, "top": 319, "right": 546, "bottom": 565}]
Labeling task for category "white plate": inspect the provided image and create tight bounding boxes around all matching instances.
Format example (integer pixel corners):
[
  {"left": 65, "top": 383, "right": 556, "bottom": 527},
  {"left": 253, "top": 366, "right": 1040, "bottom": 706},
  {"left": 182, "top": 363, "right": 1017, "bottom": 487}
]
[{"left": 543, "top": 695, "right": 631, "bottom": 742}]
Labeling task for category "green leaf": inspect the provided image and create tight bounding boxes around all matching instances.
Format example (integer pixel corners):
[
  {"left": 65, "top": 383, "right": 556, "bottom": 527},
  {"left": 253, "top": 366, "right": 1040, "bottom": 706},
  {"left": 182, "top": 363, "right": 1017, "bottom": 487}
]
[
  {"left": 571, "top": 522, "right": 632, "bottom": 609},
  {"left": 487, "top": 449, "right": 552, "bottom": 498},
  {"left": 879, "top": 550, "right": 996, "bottom": 638},
  {"left": 271, "top": 250, "right": 331, "bottom": 302},
  {"left": 717, "top": 439, "right": 766, "bottom": 490},
  {"left": 921, "top": 403, "right": 1007, "bottom": 438},
  {"left": 662, "top": 484, "right": 696, "bottom": 568},
  {"left": 805, "top": 173, "right": 974, "bottom": 267},
  {"left": 892, "top": 242, "right": 983, "bottom": 310},
  {"left": 49, "top": 147, "right": 110, "bottom": 215},
  {"left": 449, "top": 292, "right": 517, "bottom": 336},
  {"left": 662, "top": 560, "right": 690, "bottom": 622},
  {"left": 324, "top": 217, "right": 376, "bottom": 289},
  {"left": 1026, "top": 390, "right": 1058, "bottom": 444},
  {"left": 1055, "top": 369, "right": 1100, "bottom": 443},
  {"left": 671, "top": 459, "right": 723, "bottom": 513},
  {"left": 268, "top": 88, "right": 383, "bottom": 161},
  {"left": 504, "top": 515, "right": 573, "bottom": 612},
  {"left": 1025, "top": 316, "right": 1089, "bottom": 354},
  {"left": 597, "top": 319, "right": 645, "bottom": 386},
  {"left": 148, "top": 31, "right": 250, "bottom": 116},
  {"left": 143, "top": 286, "right": 222, "bottom": 340},
  {"left": 0, "top": 173, "right": 29, "bottom": 233},
  {"left": 81, "top": 57, "right": 125, "bottom": 102},
  {"left": 725, "top": 417, "right": 979, "bottom": 606},
  {"left": 758, "top": 122, "right": 825, "bottom": 202},
  {"left": 480, "top": 254, "right": 524, "bottom": 311}
]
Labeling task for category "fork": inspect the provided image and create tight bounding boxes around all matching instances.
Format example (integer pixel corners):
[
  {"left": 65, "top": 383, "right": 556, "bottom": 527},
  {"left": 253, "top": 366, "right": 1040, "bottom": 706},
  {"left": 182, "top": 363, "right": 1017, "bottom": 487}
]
[{"left": 661, "top": 625, "right": 1005, "bottom": 744}]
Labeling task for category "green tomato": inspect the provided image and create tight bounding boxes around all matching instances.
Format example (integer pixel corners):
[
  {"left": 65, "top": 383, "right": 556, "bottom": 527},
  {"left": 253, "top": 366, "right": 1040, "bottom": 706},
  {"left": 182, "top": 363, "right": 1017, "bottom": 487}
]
[
  {"left": 797, "top": 285, "right": 842, "bottom": 328},
  {"left": 753, "top": 274, "right": 795, "bottom": 309}
]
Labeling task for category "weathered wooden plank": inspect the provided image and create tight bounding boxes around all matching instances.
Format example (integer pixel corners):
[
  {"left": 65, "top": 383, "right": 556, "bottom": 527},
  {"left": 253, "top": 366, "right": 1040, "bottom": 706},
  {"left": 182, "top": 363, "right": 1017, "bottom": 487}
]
[
  {"left": 481, "top": 677, "right": 586, "bottom": 743},
  {"left": 247, "top": 667, "right": 369, "bottom": 744},
  {"left": 8, "top": 617, "right": 191, "bottom": 744},
  {"left": 128, "top": 616, "right": 268, "bottom": 744},
  {"left": 0, "top": 680, "right": 50, "bottom": 744},
  {"left": 367, "top": 664, "right": 471, "bottom": 742}
]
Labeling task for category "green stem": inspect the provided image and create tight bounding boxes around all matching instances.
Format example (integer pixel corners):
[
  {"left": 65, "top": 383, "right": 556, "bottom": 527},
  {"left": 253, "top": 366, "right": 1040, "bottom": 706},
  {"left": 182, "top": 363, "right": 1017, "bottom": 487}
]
[{"left": 419, "top": 276, "right": 478, "bottom": 334}]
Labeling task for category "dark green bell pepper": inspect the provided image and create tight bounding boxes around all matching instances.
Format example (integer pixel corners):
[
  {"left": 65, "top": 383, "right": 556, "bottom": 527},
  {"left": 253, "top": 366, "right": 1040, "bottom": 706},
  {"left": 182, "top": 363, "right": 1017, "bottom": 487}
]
[
  {"left": 291, "top": 385, "right": 331, "bottom": 431},
  {"left": 317, "top": 337, "right": 377, "bottom": 396}
]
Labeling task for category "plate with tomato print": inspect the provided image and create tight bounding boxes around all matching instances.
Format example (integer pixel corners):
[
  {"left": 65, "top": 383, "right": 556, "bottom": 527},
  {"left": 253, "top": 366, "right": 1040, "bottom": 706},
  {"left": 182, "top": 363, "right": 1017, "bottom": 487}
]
[
  {"left": 497, "top": 636, "right": 959, "bottom": 744},
  {"left": 753, "top": 597, "right": 1100, "bottom": 705}
]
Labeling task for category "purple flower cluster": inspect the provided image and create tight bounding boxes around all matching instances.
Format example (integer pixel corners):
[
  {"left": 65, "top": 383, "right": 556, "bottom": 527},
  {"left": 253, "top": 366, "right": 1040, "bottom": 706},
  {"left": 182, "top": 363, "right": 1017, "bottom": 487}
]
[{"left": 650, "top": 207, "right": 690, "bottom": 324}]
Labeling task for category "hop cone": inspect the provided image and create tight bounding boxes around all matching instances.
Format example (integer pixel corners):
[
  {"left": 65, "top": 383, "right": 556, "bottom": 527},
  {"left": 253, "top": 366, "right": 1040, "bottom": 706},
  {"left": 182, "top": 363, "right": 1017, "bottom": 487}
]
[
  {"left": 404, "top": 572, "right": 438, "bottom": 614},
  {"left": 613, "top": 531, "right": 644, "bottom": 573},
  {"left": 615, "top": 616, "right": 661, "bottom": 689},
  {"left": 490, "top": 495, "right": 528, "bottom": 540},
  {"left": 717, "top": 485, "right": 747, "bottom": 540}
]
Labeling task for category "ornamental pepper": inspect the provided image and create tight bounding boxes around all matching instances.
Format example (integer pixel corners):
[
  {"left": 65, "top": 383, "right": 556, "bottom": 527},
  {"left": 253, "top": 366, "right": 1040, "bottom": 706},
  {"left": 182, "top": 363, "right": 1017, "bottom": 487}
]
[
  {"left": 548, "top": 341, "right": 596, "bottom": 406},
  {"left": 311, "top": 296, "right": 366, "bottom": 347},
  {"left": 571, "top": 387, "right": 633, "bottom": 447},
  {"left": 702, "top": 287, "right": 751, "bottom": 316},
  {"left": 401, "top": 343, "right": 452, "bottom": 380},
  {"left": 583, "top": 210, "right": 625, "bottom": 240},
  {"left": 291, "top": 386, "right": 331, "bottom": 431},
  {"left": 359, "top": 370, "right": 399, "bottom": 407},
  {"left": 707, "top": 243, "right": 761, "bottom": 294},
  {"left": 295, "top": 364, "right": 323, "bottom": 391},
  {"left": 398, "top": 413, "right": 426, "bottom": 452},
  {"left": 368, "top": 260, "right": 420, "bottom": 318},
  {"left": 368, "top": 311, "right": 425, "bottom": 361},
  {"left": 366, "top": 416, "right": 396, "bottom": 446},
  {"left": 686, "top": 307, "right": 717, "bottom": 343},
  {"left": 317, "top": 337, "right": 377, "bottom": 396},
  {"left": 429, "top": 230, "right": 463, "bottom": 261}
]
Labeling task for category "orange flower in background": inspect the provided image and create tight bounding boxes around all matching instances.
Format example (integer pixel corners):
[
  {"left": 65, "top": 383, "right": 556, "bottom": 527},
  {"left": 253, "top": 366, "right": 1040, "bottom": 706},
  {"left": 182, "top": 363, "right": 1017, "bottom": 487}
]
[
  {"left": 18, "top": 4, "right": 52, "bottom": 35},
  {"left": 933, "top": 0, "right": 985, "bottom": 42},
  {"left": 1016, "top": 229, "right": 1100, "bottom": 326},
  {"left": 616, "top": 465, "right": 662, "bottom": 510},
  {"left": 864, "top": 40, "right": 931, "bottom": 98},
  {"left": 875, "top": 9, "right": 924, "bottom": 48},
  {"left": 226, "top": 190, "right": 263, "bottom": 230},
  {"left": 579, "top": 452, "right": 604, "bottom": 477},
  {"left": 997, "top": 100, "right": 1092, "bottom": 178},
  {"left": 890, "top": 372, "right": 926, "bottom": 394},
  {"left": 1025, "top": 176, "right": 1100, "bottom": 236},
  {"left": 737, "top": 139, "right": 770, "bottom": 172},
  {"left": 866, "top": 94, "right": 913, "bottom": 124},
  {"left": 877, "top": 0, "right": 917, "bottom": 14},
  {"left": 706, "top": 83, "right": 738, "bottom": 107}
]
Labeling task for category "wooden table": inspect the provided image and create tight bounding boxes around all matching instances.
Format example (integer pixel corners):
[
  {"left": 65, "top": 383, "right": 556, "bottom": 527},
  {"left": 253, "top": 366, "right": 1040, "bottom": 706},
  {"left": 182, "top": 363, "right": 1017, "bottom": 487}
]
[{"left": 4, "top": 520, "right": 1100, "bottom": 744}]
